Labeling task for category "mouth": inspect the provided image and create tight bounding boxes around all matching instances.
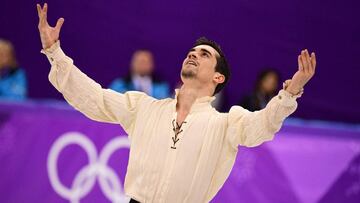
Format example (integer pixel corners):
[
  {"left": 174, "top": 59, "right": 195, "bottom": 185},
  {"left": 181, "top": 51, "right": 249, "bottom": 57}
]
[{"left": 186, "top": 59, "right": 198, "bottom": 66}]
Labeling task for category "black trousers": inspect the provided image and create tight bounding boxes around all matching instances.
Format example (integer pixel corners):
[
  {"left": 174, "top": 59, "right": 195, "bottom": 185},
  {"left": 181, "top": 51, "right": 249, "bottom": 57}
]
[{"left": 129, "top": 198, "right": 140, "bottom": 203}]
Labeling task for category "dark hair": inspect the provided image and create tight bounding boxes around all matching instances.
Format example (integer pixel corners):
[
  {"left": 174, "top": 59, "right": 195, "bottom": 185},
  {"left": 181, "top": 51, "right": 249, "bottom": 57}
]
[{"left": 193, "top": 37, "right": 230, "bottom": 95}]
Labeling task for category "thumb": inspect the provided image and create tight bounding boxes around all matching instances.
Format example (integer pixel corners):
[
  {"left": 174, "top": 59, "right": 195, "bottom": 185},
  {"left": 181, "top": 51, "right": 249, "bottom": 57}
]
[
  {"left": 283, "top": 79, "right": 292, "bottom": 89},
  {"left": 55, "top": 18, "right": 65, "bottom": 31}
]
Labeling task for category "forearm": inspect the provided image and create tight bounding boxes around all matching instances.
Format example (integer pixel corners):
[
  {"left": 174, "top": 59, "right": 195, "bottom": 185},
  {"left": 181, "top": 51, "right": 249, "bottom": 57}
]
[
  {"left": 41, "top": 41, "right": 117, "bottom": 123},
  {"left": 285, "top": 83, "right": 303, "bottom": 96},
  {"left": 229, "top": 86, "right": 301, "bottom": 147},
  {"left": 262, "top": 89, "right": 300, "bottom": 132},
  {"left": 36, "top": 3, "right": 146, "bottom": 132}
]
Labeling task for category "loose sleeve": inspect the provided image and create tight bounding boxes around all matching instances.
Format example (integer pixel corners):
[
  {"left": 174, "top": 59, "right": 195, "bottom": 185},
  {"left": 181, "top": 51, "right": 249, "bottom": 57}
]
[
  {"left": 41, "top": 41, "right": 146, "bottom": 134},
  {"left": 227, "top": 88, "right": 302, "bottom": 147}
]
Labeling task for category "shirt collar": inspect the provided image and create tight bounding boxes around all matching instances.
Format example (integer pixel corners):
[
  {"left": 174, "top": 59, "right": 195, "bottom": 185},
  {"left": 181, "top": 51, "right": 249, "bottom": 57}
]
[{"left": 173, "top": 89, "right": 216, "bottom": 113}]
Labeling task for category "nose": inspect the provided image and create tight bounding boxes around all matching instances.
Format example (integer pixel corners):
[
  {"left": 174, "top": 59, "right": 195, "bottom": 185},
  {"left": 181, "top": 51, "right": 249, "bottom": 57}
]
[{"left": 188, "top": 52, "right": 197, "bottom": 59}]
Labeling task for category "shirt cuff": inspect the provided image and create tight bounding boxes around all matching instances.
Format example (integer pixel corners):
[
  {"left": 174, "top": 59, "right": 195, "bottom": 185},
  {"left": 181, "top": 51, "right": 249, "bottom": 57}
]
[
  {"left": 40, "top": 40, "right": 66, "bottom": 64},
  {"left": 282, "top": 79, "right": 304, "bottom": 98},
  {"left": 277, "top": 89, "right": 301, "bottom": 107}
]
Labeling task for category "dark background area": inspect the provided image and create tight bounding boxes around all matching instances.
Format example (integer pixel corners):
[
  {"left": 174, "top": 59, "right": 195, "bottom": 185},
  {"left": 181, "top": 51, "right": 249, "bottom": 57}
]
[{"left": 1, "top": 0, "right": 359, "bottom": 123}]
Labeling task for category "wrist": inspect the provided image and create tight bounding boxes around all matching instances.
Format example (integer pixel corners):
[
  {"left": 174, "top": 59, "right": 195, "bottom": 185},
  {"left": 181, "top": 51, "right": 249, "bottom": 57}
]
[
  {"left": 286, "top": 85, "right": 301, "bottom": 95},
  {"left": 283, "top": 80, "right": 304, "bottom": 97},
  {"left": 41, "top": 40, "right": 61, "bottom": 55},
  {"left": 42, "top": 36, "right": 57, "bottom": 49},
  {"left": 43, "top": 41, "right": 56, "bottom": 49}
]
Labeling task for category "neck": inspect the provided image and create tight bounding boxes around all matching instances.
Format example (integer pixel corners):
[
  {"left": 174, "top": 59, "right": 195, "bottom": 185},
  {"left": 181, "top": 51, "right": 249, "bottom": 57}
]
[{"left": 176, "top": 82, "right": 213, "bottom": 112}]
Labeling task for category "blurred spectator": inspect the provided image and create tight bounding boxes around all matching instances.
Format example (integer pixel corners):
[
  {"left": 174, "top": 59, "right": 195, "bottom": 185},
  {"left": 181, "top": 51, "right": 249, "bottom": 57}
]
[
  {"left": 0, "top": 39, "right": 27, "bottom": 100},
  {"left": 239, "top": 69, "right": 280, "bottom": 111},
  {"left": 109, "top": 49, "right": 170, "bottom": 99}
]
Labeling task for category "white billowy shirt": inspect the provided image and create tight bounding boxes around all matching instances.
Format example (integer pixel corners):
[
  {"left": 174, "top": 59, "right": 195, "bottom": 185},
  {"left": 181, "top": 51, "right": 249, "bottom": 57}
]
[{"left": 42, "top": 41, "right": 301, "bottom": 203}]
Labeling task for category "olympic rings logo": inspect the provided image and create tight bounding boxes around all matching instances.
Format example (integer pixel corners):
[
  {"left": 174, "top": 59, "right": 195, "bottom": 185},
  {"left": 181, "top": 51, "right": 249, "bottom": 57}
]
[{"left": 47, "top": 132, "right": 130, "bottom": 203}]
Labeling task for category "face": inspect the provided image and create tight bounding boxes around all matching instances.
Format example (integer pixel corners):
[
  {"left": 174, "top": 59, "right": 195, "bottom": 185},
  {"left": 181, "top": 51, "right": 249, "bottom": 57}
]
[
  {"left": 0, "top": 43, "right": 11, "bottom": 69},
  {"left": 131, "top": 51, "right": 154, "bottom": 76},
  {"left": 181, "top": 45, "right": 223, "bottom": 87},
  {"left": 261, "top": 72, "right": 278, "bottom": 93}
]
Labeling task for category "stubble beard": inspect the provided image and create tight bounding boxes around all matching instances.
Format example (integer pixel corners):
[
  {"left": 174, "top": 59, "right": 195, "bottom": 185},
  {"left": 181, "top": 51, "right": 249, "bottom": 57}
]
[{"left": 181, "top": 69, "right": 196, "bottom": 79}]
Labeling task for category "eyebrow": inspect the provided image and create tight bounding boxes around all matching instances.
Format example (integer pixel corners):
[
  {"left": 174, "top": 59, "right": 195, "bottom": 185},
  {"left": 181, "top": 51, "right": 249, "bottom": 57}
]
[{"left": 188, "top": 48, "right": 213, "bottom": 57}]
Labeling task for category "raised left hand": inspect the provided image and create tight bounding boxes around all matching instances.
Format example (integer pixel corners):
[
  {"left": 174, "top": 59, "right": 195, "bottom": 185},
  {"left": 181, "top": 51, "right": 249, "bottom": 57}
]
[
  {"left": 286, "top": 49, "right": 317, "bottom": 95},
  {"left": 37, "top": 3, "right": 64, "bottom": 49}
]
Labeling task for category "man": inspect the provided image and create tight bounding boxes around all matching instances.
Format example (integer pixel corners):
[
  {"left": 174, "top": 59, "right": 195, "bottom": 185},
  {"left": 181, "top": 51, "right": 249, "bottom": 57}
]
[
  {"left": 109, "top": 49, "right": 170, "bottom": 99},
  {"left": 37, "top": 3, "right": 316, "bottom": 203}
]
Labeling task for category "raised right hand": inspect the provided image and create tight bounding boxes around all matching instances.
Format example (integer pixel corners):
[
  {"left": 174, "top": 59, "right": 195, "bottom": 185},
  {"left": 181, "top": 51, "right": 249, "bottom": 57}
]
[
  {"left": 286, "top": 49, "right": 317, "bottom": 95},
  {"left": 37, "top": 3, "right": 64, "bottom": 49}
]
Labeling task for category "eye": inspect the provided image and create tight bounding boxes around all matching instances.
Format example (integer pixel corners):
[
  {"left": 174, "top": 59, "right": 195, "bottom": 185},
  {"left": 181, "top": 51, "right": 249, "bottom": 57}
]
[{"left": 202, "top": 52, "right": 209, "bottom": 57}]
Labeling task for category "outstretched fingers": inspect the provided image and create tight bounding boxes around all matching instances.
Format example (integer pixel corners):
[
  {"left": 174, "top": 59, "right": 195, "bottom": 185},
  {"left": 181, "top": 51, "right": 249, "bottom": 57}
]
[
  {"left": 37, "top": 3, "right": 48, "bottom": 28},
  {"left": 311, "top": 52, "right": 317, "bottom": 73},
  {"left": 299, "top": 49, "right": 317, "bottom": 77},
  {"left": 301, "top": 50, "right": 309, "bottom": 74},
  {"left": 43, "top": 3, "right": 48, "bottom": 13},
  {"left": 298, "top": 55, "right": 304, "bottom": 72},
  {"left": 55, "top": 18, "right": 65, "bottom": 32},
  {"left": 305, "top": 50, "right": 312, "bottom": 72},
  {"left": 36, "top": 4, "right": 41, "bottom": 17}
]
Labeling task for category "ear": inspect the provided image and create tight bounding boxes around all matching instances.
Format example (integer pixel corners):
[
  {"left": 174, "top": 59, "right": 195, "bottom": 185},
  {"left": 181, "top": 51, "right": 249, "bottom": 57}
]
[{"left": 213, "top": 72, "right": 225, "bottom": 84}]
